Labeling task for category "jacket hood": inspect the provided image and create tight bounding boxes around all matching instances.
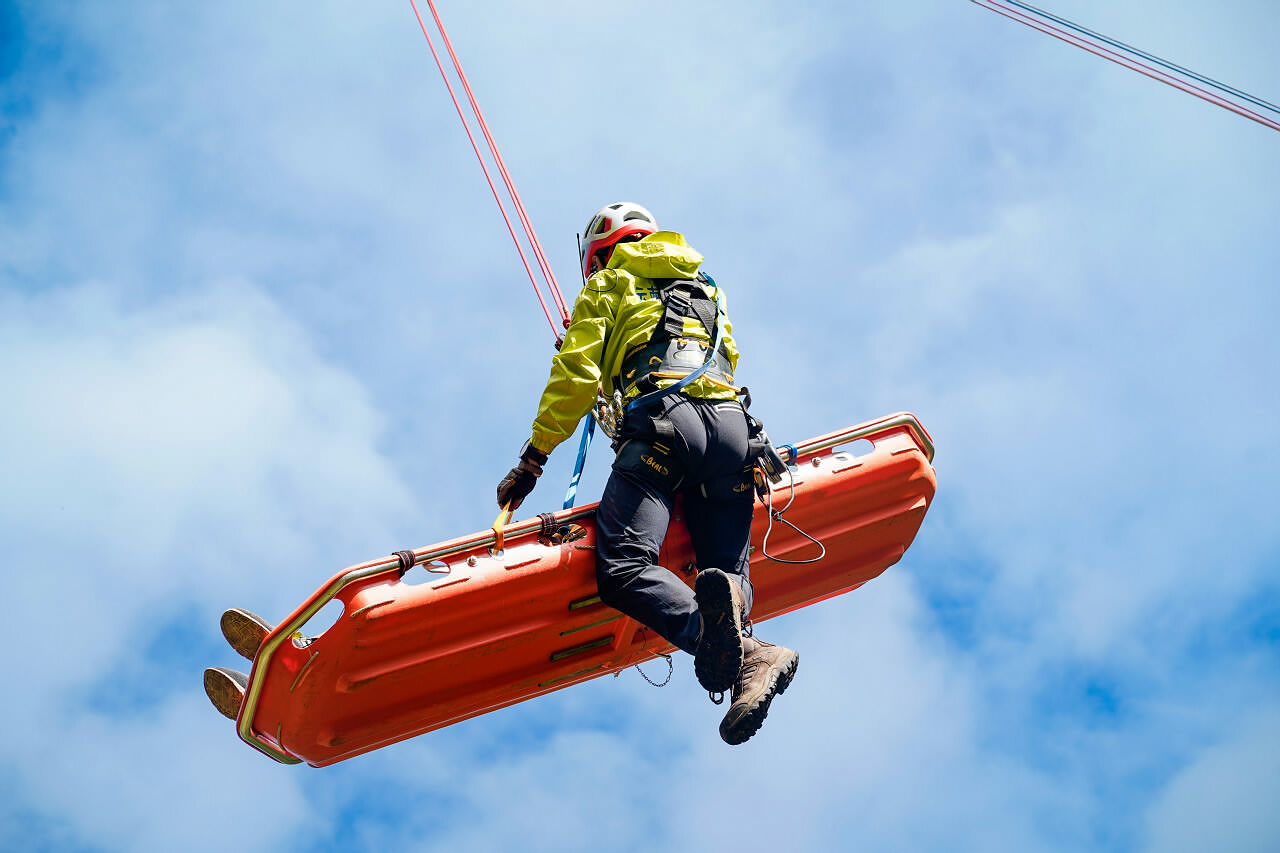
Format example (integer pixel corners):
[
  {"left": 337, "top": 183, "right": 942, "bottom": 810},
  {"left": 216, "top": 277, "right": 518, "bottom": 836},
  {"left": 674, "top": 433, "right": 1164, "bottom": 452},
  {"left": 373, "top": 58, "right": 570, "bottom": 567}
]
[{"left": 608, "top": 230, "right": 703, "bottom": 280}]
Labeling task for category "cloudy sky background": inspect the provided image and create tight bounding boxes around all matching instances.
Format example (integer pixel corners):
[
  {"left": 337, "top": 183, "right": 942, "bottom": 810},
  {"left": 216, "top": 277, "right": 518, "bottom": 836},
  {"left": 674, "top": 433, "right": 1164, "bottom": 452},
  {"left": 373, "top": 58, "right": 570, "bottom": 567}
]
[{"left": 3, "top": 1, "right": 1278, "bottom": 850}]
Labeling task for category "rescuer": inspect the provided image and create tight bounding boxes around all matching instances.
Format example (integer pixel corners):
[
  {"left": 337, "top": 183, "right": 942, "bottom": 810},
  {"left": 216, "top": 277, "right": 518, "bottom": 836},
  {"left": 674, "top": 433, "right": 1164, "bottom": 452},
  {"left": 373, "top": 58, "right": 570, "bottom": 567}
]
[{"left": 496, "top": 202, "right": 799, "bottom": 744}]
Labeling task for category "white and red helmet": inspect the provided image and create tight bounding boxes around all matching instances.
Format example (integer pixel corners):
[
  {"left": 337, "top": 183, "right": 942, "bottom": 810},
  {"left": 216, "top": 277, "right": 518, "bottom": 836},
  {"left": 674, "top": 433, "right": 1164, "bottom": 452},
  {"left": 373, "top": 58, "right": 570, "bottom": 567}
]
[{"left": 579, "top": 202, "right": 658, "bottom": 277}]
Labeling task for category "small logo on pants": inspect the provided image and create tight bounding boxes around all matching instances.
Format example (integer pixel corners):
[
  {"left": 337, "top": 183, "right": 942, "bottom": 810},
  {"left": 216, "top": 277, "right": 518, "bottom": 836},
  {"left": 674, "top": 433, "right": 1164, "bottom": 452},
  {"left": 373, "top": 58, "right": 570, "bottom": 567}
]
[{"left": 641, "top": 454, "right": 670, "bottom": 477}]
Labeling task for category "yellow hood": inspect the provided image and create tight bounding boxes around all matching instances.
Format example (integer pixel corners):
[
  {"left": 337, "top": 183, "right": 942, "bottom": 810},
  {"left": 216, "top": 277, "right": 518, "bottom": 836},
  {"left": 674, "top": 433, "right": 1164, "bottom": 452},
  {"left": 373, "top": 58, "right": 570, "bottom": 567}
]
[{"left": 608, "top": 231, "right": 704, "bottom": 280}]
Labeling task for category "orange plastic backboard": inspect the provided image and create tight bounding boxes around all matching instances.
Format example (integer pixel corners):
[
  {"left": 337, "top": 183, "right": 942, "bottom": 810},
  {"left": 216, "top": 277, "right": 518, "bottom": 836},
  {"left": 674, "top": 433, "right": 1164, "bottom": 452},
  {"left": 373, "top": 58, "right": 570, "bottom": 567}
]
[{"left": 236, "top": 413, "right": 937, "bottom": 766}]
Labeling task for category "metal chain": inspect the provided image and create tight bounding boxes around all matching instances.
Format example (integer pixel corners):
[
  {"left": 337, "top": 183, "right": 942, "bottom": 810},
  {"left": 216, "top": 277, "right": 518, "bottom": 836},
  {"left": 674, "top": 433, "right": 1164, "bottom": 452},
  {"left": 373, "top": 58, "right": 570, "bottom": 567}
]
[{"left": 632, "top": 653, "right": 674, "bottom": 688}]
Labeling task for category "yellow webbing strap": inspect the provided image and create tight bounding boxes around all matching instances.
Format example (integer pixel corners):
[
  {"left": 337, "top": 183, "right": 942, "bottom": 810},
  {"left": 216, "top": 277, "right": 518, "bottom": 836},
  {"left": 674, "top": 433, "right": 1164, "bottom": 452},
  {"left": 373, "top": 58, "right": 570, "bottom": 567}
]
[{"left": 492, "top": 505, "right": 513, "bottom": 554}]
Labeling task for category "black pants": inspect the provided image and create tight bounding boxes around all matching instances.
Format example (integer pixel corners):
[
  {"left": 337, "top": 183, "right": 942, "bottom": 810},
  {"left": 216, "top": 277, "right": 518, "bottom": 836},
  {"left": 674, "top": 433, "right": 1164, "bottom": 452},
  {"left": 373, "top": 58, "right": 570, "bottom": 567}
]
[{"left": 594, "top": 394, "right": 755, "bottom": 654}]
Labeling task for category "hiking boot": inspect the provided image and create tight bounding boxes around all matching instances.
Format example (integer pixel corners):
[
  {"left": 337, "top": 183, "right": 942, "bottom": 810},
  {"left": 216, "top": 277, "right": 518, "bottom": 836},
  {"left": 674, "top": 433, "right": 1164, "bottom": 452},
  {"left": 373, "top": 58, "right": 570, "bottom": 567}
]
[
  {"left": 718, "top": 635, "right": 799, "bottom": 745},
  {"left": 204, "top": 666, "right": 249, "bottom": 721},
  {"left": 221, "top": 608, "right": 272, "bottom": 661},
  {"left": 694, "top": 568, "right": 745, "bottom": 693}
]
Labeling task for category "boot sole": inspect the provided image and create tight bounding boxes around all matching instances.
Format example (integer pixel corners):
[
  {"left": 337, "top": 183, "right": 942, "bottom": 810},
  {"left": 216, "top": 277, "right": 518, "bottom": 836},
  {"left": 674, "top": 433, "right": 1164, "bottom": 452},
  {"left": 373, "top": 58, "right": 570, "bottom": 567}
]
[
  {"left": 221, "top": 608, "right": 272, "bottom": 661},
  {"left": 204, "top": 666, "right": 249, "bottom": 721},
  {"left": 694, "top": 569, "right": 744, "bottom": 693},
  {"left": 718, "top": 650, "right": 799, "bottom": 745}
]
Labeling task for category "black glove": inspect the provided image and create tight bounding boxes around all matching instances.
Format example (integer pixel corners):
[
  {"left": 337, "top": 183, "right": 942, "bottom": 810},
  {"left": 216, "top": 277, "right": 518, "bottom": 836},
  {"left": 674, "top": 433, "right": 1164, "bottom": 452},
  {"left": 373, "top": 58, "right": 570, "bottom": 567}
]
[{"left": 496, "top": 443, "right": 548, "bottom": 511}]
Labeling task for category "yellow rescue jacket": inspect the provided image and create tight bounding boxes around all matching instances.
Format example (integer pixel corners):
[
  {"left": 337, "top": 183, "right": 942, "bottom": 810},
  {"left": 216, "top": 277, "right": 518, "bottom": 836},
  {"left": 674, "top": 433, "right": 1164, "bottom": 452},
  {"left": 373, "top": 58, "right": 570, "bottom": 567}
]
[{"left": 528, "top": 231, "right": 740, "bottom": 455}]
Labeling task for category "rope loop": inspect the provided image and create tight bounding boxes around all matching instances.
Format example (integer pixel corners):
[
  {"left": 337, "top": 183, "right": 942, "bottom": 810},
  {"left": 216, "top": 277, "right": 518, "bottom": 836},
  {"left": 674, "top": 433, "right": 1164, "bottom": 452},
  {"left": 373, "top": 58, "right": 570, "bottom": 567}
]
[{"left": 393, "top": 550, "right": 417, "bottom": 576}]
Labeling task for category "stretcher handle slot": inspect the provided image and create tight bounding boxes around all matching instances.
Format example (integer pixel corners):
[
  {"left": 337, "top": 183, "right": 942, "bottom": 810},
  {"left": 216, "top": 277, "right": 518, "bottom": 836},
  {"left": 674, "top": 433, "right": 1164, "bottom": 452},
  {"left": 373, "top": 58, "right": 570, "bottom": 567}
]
[{"left": 830, "top": 438, "right": 875, "bottom": 459}]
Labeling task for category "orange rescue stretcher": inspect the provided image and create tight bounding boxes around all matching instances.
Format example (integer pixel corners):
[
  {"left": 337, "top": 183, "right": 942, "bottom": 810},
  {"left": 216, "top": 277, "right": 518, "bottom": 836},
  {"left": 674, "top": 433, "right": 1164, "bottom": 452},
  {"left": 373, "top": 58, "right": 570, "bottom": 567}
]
[{"left": 234, "top": 413, "right": 937, "bottom": 766}]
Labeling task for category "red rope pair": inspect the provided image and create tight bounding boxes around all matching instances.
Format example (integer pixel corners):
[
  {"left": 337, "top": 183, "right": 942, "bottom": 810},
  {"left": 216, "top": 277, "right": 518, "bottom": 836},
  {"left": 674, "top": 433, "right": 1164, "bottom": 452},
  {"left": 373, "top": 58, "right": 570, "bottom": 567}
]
[{"left": 409, "top": 1, "right": 572, "bottom": 342}]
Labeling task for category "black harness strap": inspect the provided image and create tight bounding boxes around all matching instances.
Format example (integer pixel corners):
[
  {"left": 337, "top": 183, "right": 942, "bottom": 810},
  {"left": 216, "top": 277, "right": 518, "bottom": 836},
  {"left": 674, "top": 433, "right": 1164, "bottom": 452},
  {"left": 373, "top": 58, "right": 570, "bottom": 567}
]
[
  {"left": 654, "top": 274, "right": 720, "bottom": 346},
  {"left": 618, "top": 273, "right": 733, "bottom": 395},
  {"left": 660, "top": 287, "right": 692, "bottom": 338}
]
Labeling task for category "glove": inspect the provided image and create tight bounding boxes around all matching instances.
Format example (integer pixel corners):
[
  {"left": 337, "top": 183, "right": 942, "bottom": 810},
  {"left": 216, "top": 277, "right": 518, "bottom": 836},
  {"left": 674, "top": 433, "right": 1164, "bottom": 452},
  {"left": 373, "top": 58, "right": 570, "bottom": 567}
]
[{"left": 496, "top": 442, "right": 548, "bottom": 511}]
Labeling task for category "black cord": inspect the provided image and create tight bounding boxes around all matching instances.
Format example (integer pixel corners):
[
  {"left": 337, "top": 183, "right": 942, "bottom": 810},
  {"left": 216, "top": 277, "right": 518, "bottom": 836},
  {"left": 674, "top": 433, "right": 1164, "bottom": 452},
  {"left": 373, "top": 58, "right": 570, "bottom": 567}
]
[{"left": 761, "top": 466, "right": 827, "bottom": 565}]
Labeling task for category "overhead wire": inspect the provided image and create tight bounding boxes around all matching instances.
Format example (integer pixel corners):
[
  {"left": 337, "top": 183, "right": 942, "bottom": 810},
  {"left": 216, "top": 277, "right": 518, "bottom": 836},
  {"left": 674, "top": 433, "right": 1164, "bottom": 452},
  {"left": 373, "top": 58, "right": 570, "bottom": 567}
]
[
  {"left": 969, "top": 0, "right": 1280, "bottom": 134},
  {"left": 996, "top": 0, "right": 1280, "bottom": 117},
  {"left": 408, "top": 0, "right": 572, "bottom": 342}
]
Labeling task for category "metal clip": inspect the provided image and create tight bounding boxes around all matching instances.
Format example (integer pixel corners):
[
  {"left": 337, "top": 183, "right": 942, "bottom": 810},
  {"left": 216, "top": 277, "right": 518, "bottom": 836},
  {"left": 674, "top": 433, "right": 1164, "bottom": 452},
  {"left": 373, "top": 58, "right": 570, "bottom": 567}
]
[{"left": 595, "top": 389, "right": 625, "bottom": 440}]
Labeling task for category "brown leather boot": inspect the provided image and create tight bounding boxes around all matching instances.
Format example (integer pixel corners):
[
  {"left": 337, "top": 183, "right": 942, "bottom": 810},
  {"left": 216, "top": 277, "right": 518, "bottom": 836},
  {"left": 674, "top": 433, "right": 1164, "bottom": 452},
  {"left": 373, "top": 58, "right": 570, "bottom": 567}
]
[
  {"left": 718, "top": 635, "right": 799, "bottom": 745},
  {"left": 694, "top": 568, "right": 746, "bottom": 693},
  {"left": 220, "top": 608, "right": 272, "bottom": 661},
  {"left": 204, "top": 666, "right": 249, "bottom": 721}
]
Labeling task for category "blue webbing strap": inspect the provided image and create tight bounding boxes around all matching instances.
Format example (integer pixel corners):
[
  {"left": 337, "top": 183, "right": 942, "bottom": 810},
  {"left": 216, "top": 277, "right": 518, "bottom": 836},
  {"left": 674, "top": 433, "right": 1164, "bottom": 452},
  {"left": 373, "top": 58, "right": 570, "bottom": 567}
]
[{"left": 562, "top": 412, "right": 596, "bottom": 509}]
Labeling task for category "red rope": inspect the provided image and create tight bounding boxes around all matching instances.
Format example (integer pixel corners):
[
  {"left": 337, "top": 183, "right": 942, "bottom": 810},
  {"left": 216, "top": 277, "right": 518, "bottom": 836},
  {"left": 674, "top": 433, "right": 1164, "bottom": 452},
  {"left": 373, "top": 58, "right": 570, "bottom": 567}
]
[
  {"left": 421, "top": 1, "right": 571, "bottom": 325},
  {"left": 408, "top": 0, "right": 571, "bottom": 340},
  {"left": 974, "top": 0, "right": 1280, "bottom": 133}
]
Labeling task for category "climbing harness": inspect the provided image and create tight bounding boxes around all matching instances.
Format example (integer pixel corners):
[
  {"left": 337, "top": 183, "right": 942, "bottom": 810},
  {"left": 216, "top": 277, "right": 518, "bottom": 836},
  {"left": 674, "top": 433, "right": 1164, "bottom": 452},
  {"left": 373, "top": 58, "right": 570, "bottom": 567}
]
[
  {"left": 615, "top": 273, "right": 735, "bottom": 405},
  {"left": 562, "top": 274, "right": 732, "bottom": 508}
]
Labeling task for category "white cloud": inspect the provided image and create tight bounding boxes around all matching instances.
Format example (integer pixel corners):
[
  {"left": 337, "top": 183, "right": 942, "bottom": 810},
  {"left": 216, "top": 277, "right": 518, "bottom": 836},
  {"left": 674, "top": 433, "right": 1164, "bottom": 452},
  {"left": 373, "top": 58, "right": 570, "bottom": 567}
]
[
  {"left": 0, "top": 278, "right": 414, "bottom": 845},
  {"left": 1143, "top": 708, "right": 1280, "bottom": 853}
]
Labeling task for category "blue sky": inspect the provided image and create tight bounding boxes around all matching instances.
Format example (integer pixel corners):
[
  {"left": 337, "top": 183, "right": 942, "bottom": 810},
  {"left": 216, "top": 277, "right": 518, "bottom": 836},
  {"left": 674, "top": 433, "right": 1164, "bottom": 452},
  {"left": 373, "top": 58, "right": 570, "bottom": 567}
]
[{"left": 2, "top": 1, "right": 1278, "bottom": 851}]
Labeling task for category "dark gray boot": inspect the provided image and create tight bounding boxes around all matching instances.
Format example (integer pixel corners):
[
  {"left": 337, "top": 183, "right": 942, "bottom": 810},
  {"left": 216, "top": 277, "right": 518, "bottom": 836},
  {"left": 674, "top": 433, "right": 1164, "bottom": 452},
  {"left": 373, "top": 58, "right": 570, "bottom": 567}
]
[
  {"left": 694, "top": 568, "right": 745, "bottom": 693},
  {"left": 718, "top": 635, "right": 799, "bottom": 745},
  {"left": 220, "top": 608, "right": 272, "bottom": 661},
  {"left": 204, "top": 666, "right": 249, "bottom": 721}
]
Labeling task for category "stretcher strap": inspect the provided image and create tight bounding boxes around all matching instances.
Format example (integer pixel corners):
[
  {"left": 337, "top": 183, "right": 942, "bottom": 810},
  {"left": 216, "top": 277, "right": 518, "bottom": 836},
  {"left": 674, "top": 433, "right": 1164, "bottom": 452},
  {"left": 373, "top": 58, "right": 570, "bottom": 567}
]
[{"left": 492, "top": 505, "right": 513, "bottom": 554}]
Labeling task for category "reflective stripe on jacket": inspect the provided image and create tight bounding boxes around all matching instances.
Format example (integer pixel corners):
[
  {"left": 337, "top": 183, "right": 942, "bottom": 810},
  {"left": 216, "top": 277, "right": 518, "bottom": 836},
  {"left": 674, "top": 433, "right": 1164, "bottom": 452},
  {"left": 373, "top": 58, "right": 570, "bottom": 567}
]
[{"left": 527, "top": 231, "right": 740, "bottom": 455}]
